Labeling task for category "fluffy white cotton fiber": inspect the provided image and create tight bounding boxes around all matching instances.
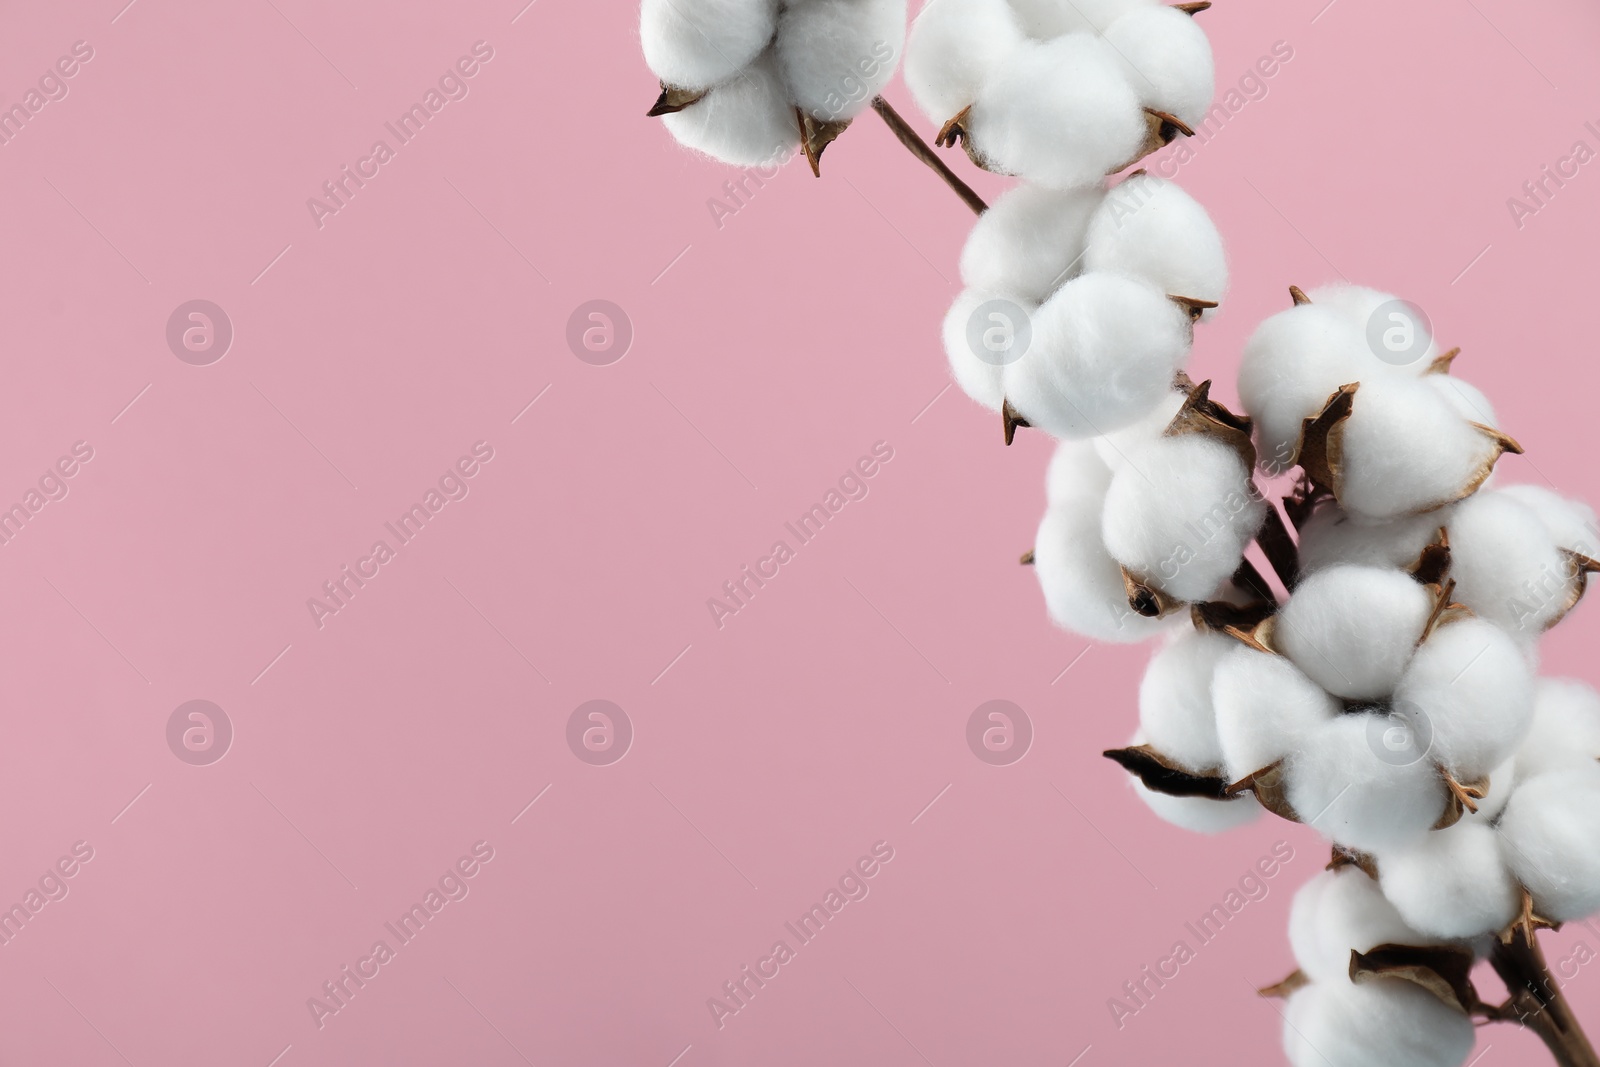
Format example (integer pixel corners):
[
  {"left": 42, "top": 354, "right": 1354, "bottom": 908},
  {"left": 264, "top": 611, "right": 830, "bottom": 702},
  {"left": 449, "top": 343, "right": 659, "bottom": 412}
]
[
  {"left": 1304, "top": 283, "right": 1439, "bottom": 375},
  {"left": 942, "top": 288, "right": 1017, "bottom": 412},
  {"left": 776, "top": 0, "right": 906, "bottom": 120},
  {"left": 1131, "top": 777, "right": 1259, "bottom": 833},
  {"left": 1289, "top": 868, "right": 1428, "bottom": 984},
  {"left": 1138, "top": 628, "right": 1232, "bottom": 772},
  {"left": 1212, "top": 648, "right": 1340, "bottom": 783},
  {"left": 965, "top": 36, "right": 1145, "bottom": 187},
  {"left": 1006, "top": 272, "right": 1191, "bottom": 439},
  {"left": 1282, "top": 979, "right": 1476, "bottom": 1067},
  {"left": 960, "top": 183, "right": 1105, "bottom": 304},
  {"left": 904, "top": 0, "right": 1022, "bottom": 122},
  {"left": 1295, "top": 503, "right": 1448, "bottom": 578},
  {"left": 1375, "top": 820, "right": 1519, "bottom": 938},
  {"left": 1046, "top": 438, "right": 1113, "bottom": 506},
  {"left": 1447, "top": 490, "right": 1570, "bottom": 635},
  {"left": 641, "top": 0, "right": 780, "bottom": 91},
  {"left": 1500, "top": 483, "right": 1600, "bottom": 558},
  {"left": 661, "top": 55, "right": 801, "bottom": 166},
  {"left": 1083, "top": 172, "right": 1227, "bottom": 312},
  {"left": 1100, "top": 6, "right": 1214, "bottom": 127},
  {"left": 1394, "top": 617, "right": 1534, "bottom": 782},
  {"left": 1237, "top": 304, "right": 1364, "bottom": 474},
  {"left": 1275, "top": 565, "right": 1432, "bottom": 701},
  {"left": 1102, "top": 434, "right": 1265, "bottom": 602},
  {"left": 1285, "top": 714, "right": 1445, "bottom": 851},
  {"left": 1517, "top": 677, "right": 1600, "bottom": 782},
  {"left": 1428, "top": 374, "right": 1497, "bottom": 427},
  {"left": 1498, "top": 766, "right": 1600, "bottom": 922}
]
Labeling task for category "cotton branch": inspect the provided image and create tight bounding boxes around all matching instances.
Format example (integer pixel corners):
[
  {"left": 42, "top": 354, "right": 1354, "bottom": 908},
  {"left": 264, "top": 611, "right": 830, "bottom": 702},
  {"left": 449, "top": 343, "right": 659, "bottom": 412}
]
[{"left": 870, "top": 96, "right": 988, "bottom": 215}]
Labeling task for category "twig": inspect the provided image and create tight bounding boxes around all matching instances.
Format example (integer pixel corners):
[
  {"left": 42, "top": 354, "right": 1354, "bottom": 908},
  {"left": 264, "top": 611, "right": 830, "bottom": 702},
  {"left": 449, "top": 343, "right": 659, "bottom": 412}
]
[
  {"left": 1489, "top": 927, "right": 1600, "bottom": 1067},
  {"left": 1256, "top": 503, "right": 1300, "bottom": 591},
  {"left": 870, "top": 96, "right": 988, "bottom": 215}
]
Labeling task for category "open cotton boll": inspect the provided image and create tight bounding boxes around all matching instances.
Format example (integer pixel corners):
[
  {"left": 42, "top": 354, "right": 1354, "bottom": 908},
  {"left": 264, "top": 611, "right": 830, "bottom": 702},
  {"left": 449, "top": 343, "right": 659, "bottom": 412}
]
[
  {"left": 1130, "top": 777, "right": 1260, "bottom": 833},
  {"left": 1500, "top": 483, "right": 1600, "bottom": 557},
  {"left": 1237, "top": 305, "right": 1364, "bottom": 473},
  {"left": 961, "top": 184, "right": 1105, "bottom": 305},
  {"left": 1375, "top": 821, "right": 1520, "bottom": 939},
  {"left": 641, "top": 0, "right": 781, "bottom": 91},
  {"left": 1213, "top": 648, "right": 1341, "bottom": 782},
  {"left": 1497, "top": 767, "right": 1600, "bottom": 922},
  {"left": 1275, "top": 565, "right": 1432, "bottom": 701},
  {"left": 1289, "top": 868, "right": 1429, "bottom": 985},
  {"left": 904, "top": 0, "right": 1022, "bottom": 122},
  {"left": 1295, "top": 503, "right": 1448, "bottom": 578},
  {"left": 1083, "top": 173, "right": 1227, "bottom": 313},
  {"left": 1446, "top": 491, "right": 1570, "bottom": 635},
  {"left": 1092, "top": 388, "right": 1186, "bottom": 473},
  {"left": 1336, "top": 377, "right": 1503, "bottom": 520},
  {"left": 1044, "top": 439, "right": 1113, "bottom": 508},
  {"left": 1429, "top": 374, "right": 1497, "bottom": 428},
  {"left": 1034, "top": 498, "right": 1170, "bottom": 643},
  {"left": 661, "top": 56, "right": 801, "bottom": 166},
  {"left": 1004, "top": 272, "right": 1192, "bottom": 439},
  {"left": 964, "top": 36, "right": 1145, "bottom": 188},
  {"left": 776, "top": 0, "right": 906, "bottom": 121},
  {"left": 1303, "top": 283, "right": 1439, "bottom": 376},
  {"left": 1517, "top": 678, "right": 1600, "bottom": 782},
  {"left": 1286, "top": 715, "right": 1446, "bottom": 852},
  {"left": 1138, "top": 629, "right": 1233, "bottom": 771},
  {"left": 1282, "top": 979, "right": 1476, "bottom": 1067},
  {"left": 1101, "top": 434, "right": 1265, "bottom": 602},
  {"left": 1100, "top": 7, "right": 1214, "bottom": 128},
  {"left": 942, "top": 288, "right": 1021, "bottom": 412},
  {"left": 1395, "top": 617, "right": 1534, "bottom": 782}
]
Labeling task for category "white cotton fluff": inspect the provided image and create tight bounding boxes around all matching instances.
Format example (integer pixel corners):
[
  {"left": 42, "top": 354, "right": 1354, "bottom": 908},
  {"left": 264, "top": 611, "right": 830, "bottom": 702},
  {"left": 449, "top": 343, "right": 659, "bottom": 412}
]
[
  {"left": 641, "top": 0, "right": 781, "bottom": 91},
  {"left": 1497, "top": 766, "right": 1600, "bottom": 922},
  {"left": 1212, "top": 648, "right": 1341, "bottom": 783},
  {"left": 1092, "top": 388, "right": 1187, "bottom": 474},
  {"left": 965, "top": 35, "right": 1146, "bottom": 188},
  {"left": 1429, "top": 374, "right": 1497, "bottom": 427},
  {"left": 1275, "top": 565, "right": 1432, "bottom": 702},
  {"left": 1045, "top": 437, "right": 1112, "bottom": 506},
  {"left": 1004, "top": 272, "right": 1191, "bottom": 439},
  {"left": 661, "top": 55, "right": 801, "bottom": 166},
  {"left": 1285, "top": 715, "right": 1446, "bottom": 852},
  {"left": 1288, "top": 868, "right": 1431, "bottom": 985},
  {"left": 1303, "top": 283, "right": 1440, "bottom": 376},
  {"left": 1446, "top": 490, "right": 1570, "bottom": 635},
  {"left": 1101, "top": 434, "right": 1265, "bottom": 603},
  {"left": 1295, "top": 503, "right": 1449, "bottom": 578},
  {"left": 1468, "top": 757, "right": 1517, "bottom": 823},
  {"left": 1082, "top": 173, "right": 1227, "bottom": 313},
  {"left": 903, "top": 0, "right": 1023, "bottom": 122},
  {"left": 1009, "top": 0, "right": 1159, "bottom": 36},
  {"left": 1100, "top": 7, "right": 1214, "bottom": 128},
  {"left": 960, "top": 184, "right": 1105, "bottom": 305},
  {"left": 1394, "top": 618, "right": 1535, "bottom": 782},
  {"left": 942, "top": 287, "right": 1017, "bottom": 412},
  {"left": 1281, "top": 979, "right": 1476, "bottom": 1067},
  {"left": 1375, "top": 820, "right": 1520, "bottom": 939},
  {"left": 1500, "top": 483, "right": 1600, "bottom": 558},
  {"left": 1337, "top": 376, "right": 1502, "bottom": 520},
  {"left": 1517, "top": 678, "right": 1600, "bottom": 782},
  {"left": 1138, "top": 629, "right": 1233, "bottom": 772},
  {"left": 775, "top": 0, "right": 906, "bottom": 121},
  {"left": 1130, "top": 777, "right": 1260, "bottom": 833},
  {"left": 1237, "top": 304, "right": 1364, "bottom": 474}
]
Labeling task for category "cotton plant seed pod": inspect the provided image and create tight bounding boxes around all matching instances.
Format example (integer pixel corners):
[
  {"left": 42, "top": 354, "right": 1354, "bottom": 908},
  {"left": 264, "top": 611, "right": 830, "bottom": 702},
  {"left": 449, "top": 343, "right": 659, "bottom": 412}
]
[
  {"left": 1212, "top": 648, "right": 1340, "bottom": 784},
  {"left": 1393, "top": 617, "right": 1535, "bottom": 783},
  {"left": 641, "top": 0, "right": 781, "bottom": 92},
  {"left": 1004, "top": 272, "right": 1192, "bottom": 439},
  {"left": 1288, "top": 868, "right": 1432, "bottom": 985},
  {"left": 1102, "top": 434, "right": 1265, "bottom": 603},
  {"left": 1137, "top": 628, "right": 1234, "bottom": 772},
  {"left": 1082, "top": 172, "right": 1227, "bottom": 315},
  {"left": 1500, "top": 483, "right": 1600, "bottom": 558},
  {"left": 1274, "top": 564, "right": 1432, "bottom": 701},
  {"left": 660, "top": 55, "right": 802, "bottom": 166},
  {"left": 1295, "top": 502, "right": 1449, "bottom": 578},
  {"left": 1281, "top": 979, "right": 1476, "bottom": 1067},
  {"left": 776, "top": 0, "right": 907, "bottom": 122},
  {"left": 1237, "top": 303, "right": 1366, "bottom": 473},
  {"left": 1374, "top": 820, "right": 1520, "bottom": 939},
  {"left": 942, "top": 287, "right": 1019, "bottom": 412},
  {"left": 1516, "top": 678, "right": 1600, "bottom": 783},
  {"left": 1445, "top": 490, "right": 1576, "bottom": 635},
  {"left": 960, "top": 183, "right": 1106, "bottom": 305},
  {"left": 1284, "top": 715, "right": 1447, "bottom": 852},
  {"left": 1091, "top": 387, "right": 1187, "bottom": 473},
  {"left": 903, "top": 0, "right": 1023, "bottom": 123},
  {"left": 1497, "top": 766, "right": 1600, "bottom": 923},
  {"left": 1100, "top": 6, "right": 1214, "bottom": 128},
  {"left": 1129, "top": 775, "right": 1260, "bottom": 833}
]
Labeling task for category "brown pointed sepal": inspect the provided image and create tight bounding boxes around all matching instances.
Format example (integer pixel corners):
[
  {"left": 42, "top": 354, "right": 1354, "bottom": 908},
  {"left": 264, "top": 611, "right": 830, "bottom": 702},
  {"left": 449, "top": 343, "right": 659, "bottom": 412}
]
[
  {"left": 1225, "top": 761, "right": 1299, "bottom": 822},
  {"left": 648, "top": 83, "right": 707, "bottom": 117},
  {"left": 1216, "top": 613, "right": 1279, "bottom": 656},
  {"left": 1121, "top": 566, "right": 1183, "bottom": 619},
  {"left": 934, "top": 105, "right": 972, "bottom": 149},
  {"left": 1288, "top": 284, "right": 1311, "bottom": 306},
  {"left": 1426, "top": 347, "right": 1462, "bottom": 375},
  {"left": 1169, "top": 294, "right": 1219, "bottom": 323},
  {"left": 1433, "top": 766, "right": 1489, "bottom": 830},
  {"left": 797, "top": 109, "right": 851, "bottom": 176},
  {"left": 1191, "top": 596, "right": 1276, "bottom": 636},
  {"left": 1019, "top": 549, "right": 1035, "bottom": 566},
  {"left": 1113, "top": 109, "right": 1196, "bottom": 173},
  {"left": 1002, "top": 399, "right": 1030, "bottom": 446},
  {"left": 1296, "top": 382, "right": 1359, "bottom": 496},
  {"left": 1164, "top": 378, "right": 1256, "bottom": 470},
  {"left": 1103, "top": 745, "right": 1231, "bottom": 800},
  {"left": 1350, "top": 944, "right": 1483, "bottom": 1016},
  {"left": 1327, "top": 845, "right": 1380, "bottom": 880},
  {"left": 1258, "top": 969, "right": 1310, "bottom": 1000},
  {"left": 1173, "top": 0, "right": 1212, "bottom": 13},
  {"left": 1409, "top": 528, "right": 1452, "bottom": 587},
  {"left": 1500, "top": 888, "right": 1562, "bottom": 945}
]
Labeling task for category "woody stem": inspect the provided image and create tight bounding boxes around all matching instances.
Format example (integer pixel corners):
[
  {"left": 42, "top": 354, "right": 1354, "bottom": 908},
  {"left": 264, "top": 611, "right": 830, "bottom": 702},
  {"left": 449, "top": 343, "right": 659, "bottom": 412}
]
[
  {"left": 1489, "top": 928, "right": 1600, "bottom": 1067},
  {"left": 870, "top": 96, "right": 988, "bottom": 215}
]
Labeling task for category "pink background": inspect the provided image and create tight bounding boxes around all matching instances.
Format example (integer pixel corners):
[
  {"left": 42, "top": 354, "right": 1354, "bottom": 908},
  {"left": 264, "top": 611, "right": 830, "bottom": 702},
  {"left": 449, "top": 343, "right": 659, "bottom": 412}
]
[{"left": 1, "top": 0, "right": 1598, "bottom": 1063}]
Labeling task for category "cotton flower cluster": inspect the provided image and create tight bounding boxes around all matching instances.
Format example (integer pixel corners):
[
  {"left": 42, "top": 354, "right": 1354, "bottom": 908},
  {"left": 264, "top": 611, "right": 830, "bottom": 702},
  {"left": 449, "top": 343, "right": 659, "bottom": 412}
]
[{"left": 642, "top": 0, "right": 907, "bottom": 168}]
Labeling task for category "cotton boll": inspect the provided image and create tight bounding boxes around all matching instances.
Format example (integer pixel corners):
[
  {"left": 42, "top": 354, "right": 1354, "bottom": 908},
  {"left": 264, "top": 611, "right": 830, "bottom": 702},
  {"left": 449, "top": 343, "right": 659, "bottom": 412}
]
[
  {"left": 1498, "top": 767, "right": 1600, "bottom": 922},
  {"left": 942, "top": 288, "right": 1020, "bottom": 412},
  {"left": 1289, "top": 868, "right": 1429, "bottom": 984},
  {"left": 1004, "top": 272, "right": 1191, "bottom": 439},
  {"left": 1395, "top": 618, "right": 1534, "bottom": 782},
  {"left": 904, "top": 0, "right": 1023, "bottom": 122},
  {"left": 776, "top": 0, "right": 906, "bottom": 122},
  {"left": 1337, "top": 377, "right": 1503, "bottom": 521},
  {"left": 1083, "top": 173, "right": 1227, "bottom": 313},
  {"left": 1093, "top": 388, "right": 1186, "bottom": 473},
  {"left": 1295, "top": 503, "right": 1448, "bottom": 578},
  {"left": 1285, "top": 715, "right": 1447, "bottom": 852},
  {"left": 1101, "top": 7, "right": 1214, "bottom": 127},
  {"left": 964, "top": 36, "right": 1146, "bottom": 188},
  {"left": 1101, "top": 434, "right": 1266, "bottom": 602},
  {"left": 1282, "top": 979, "right": 1476, "bottom": 1067},
  {"left": 1517, "top": 678, "right": 1600, "bottom": 782},
  {"left": 1275, "top": 565, "right": 1432, "bottom": 701},
  {"left": 1303, "top": 283, "right": 1440, "bottom": 376},
  {"left": 1375, "top": 821, "right": 1520, "bottom": 939},
  {"left": 641, "top": 0, "right": 780, "bottom": 91},
  {"left": 1212, "top": 649, "right": 1341, "bottom": 783},
  {"left": 1237, "top": 305, "right": 1364, "bottom": 474},
  {"left": 1500, "top": 483, "right": 1600, "bottom": 558},
  {"left": 1044, "top": 439, "right": 1113, "bottom": 507},
  {"left": 661, "top": 56, "right": 801, "bottom": 166},
  {"left": 1446, "top": 491, "right": 1570, "bottom": 636},
  {"left": 1138, "top": 629, "right": 1234, "bottom": 772},
  {"left": 1034, "top": 494, "right": 1170, "bottom": 643},
  {"left": 1429, "top": 374, "right": 1497, "bottom": 428},
  {"left": 960, "top": 184, "right": 1105, "bottom": 305},
  {"left": 1130, "top": 777, "right": 1260, "bottom": 833}
]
